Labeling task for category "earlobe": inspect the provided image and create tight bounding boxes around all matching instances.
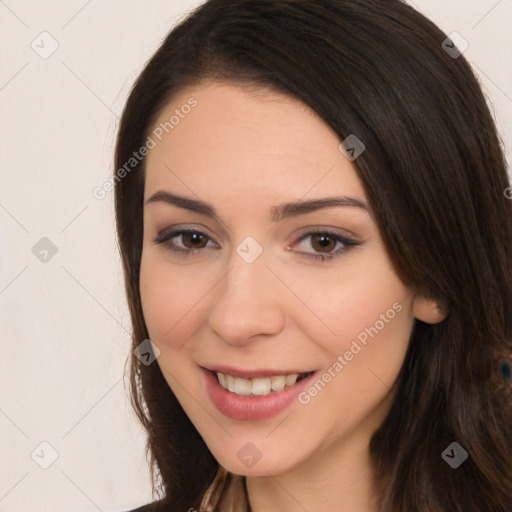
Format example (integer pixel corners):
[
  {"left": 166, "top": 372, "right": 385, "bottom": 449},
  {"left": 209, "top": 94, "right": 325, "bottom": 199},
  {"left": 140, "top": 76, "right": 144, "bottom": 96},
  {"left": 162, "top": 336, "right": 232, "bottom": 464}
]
[{"left": 412, "top": 295, "right": 448, "bottom": 324}]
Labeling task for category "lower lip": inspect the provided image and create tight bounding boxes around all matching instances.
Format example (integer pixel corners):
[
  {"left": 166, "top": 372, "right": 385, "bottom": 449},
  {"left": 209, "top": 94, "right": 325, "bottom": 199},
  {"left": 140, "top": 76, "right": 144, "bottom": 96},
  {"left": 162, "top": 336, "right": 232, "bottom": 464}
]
[{"left": 201, "top": 367, "right": 318, "bottom": 421}]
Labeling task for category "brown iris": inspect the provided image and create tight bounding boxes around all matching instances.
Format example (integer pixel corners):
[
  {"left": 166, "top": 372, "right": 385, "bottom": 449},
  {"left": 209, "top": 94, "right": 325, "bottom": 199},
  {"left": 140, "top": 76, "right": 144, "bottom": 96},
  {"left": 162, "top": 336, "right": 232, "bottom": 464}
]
[
  {"left": 182, "top": 232, "right": 209, "bottom": 249},
  {"left": 310, "top": 233, "right": 336, "bottom": 253}
]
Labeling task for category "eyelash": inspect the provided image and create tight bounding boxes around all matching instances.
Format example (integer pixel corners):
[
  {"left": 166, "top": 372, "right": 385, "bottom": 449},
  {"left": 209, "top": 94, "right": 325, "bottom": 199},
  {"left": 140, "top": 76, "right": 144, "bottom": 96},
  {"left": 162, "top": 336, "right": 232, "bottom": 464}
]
[{"left": 152, "top": 227, "right": 358, "bottom": 262}]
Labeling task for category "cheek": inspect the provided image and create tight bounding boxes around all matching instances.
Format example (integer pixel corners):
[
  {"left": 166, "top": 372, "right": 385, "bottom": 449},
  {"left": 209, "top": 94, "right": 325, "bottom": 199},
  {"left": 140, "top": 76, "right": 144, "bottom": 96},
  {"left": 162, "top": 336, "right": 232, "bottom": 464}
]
[
  {"left": 293, "top": 268, "right": 413, "bottom": 432},
  {"left": 284, "top": 255, "right": 413, "bottom": 359},
  {"left": 139, "top": 254, "right": 201, "bottom": 348},
  {"left": 139, "top": 250, "right": 227, "bottom": 358}
]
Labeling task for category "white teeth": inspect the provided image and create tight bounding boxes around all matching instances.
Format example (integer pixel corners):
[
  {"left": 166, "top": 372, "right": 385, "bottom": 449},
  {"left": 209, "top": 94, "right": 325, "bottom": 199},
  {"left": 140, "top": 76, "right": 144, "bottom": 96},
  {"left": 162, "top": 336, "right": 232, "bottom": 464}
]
[
  {"left": 233, "top": 377, "right": 252, "bottom": 396},
  {"left": 216, "top": 372, "right": 308, "bottom": 396},
  {"left": 285, "top": 374, "right": 298, "bottom": 386},
  {"left": 271, "top": 375, "right": 286, "bottom": 392},
  {"left": 252, "top": 377, "right": 273, "bottom": 395}
]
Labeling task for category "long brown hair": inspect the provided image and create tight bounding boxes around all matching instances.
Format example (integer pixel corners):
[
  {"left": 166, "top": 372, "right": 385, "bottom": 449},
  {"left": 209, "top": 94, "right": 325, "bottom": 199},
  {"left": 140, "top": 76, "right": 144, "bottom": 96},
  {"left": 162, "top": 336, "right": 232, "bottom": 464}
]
[{"left": 114, "top": 1, "right": 512, "bottom": 510}]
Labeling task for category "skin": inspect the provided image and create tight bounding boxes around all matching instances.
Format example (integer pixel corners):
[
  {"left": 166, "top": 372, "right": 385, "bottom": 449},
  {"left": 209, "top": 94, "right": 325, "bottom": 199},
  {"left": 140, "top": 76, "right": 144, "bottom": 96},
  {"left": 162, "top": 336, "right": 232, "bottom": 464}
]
[{"left": 139, "top": 82, "right": 446, "bottom": 512}]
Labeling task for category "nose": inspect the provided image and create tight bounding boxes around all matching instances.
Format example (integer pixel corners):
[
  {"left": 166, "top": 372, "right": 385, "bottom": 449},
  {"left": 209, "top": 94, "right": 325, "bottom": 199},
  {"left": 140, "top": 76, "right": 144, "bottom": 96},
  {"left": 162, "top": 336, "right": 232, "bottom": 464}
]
[{"left": 207, "top": 247, "right": 286, "bottom": 346}]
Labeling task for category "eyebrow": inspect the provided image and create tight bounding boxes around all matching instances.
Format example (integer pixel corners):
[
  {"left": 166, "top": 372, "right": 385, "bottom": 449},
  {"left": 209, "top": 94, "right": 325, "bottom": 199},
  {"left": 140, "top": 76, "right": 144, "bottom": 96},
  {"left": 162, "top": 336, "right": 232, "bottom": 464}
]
[{"left": 145, "top": 190, "right": 369, "bottom": 223}]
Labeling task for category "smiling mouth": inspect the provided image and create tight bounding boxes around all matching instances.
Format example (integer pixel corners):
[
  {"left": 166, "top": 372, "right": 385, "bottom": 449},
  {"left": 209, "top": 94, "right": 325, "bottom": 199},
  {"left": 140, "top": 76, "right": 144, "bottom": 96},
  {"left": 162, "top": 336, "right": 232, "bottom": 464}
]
[{"left": 212, "top": 370, "right": 315, "bottom": 397}]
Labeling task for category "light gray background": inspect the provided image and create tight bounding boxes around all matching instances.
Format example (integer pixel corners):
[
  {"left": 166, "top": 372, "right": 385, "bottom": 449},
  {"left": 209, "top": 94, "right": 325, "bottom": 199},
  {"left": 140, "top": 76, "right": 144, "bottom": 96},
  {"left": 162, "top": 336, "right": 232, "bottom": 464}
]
[{"left": 0, "top": 1, "right": 511, "bottom": 511}]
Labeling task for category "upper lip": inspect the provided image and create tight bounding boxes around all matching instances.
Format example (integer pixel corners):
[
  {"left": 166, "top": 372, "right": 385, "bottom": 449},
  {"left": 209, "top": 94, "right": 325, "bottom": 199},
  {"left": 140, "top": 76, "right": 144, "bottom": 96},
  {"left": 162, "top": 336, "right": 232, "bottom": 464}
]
[{"left": 201, "top": 364, "right": 316, "bottom": 379}]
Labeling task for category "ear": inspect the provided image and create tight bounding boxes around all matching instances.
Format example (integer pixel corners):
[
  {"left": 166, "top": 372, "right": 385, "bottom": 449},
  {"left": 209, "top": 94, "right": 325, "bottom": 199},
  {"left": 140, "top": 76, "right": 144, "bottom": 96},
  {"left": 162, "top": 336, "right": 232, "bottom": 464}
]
[{"left": 412, "top": 295, "right": 448, "bottom": 324}]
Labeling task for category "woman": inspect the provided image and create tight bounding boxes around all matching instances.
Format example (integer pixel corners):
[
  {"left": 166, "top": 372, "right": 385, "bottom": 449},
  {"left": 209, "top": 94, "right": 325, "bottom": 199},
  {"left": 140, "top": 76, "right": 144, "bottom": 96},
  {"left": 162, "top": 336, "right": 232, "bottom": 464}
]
[{"left": 115, "top": 0, "right": 512, "bottom": 510}]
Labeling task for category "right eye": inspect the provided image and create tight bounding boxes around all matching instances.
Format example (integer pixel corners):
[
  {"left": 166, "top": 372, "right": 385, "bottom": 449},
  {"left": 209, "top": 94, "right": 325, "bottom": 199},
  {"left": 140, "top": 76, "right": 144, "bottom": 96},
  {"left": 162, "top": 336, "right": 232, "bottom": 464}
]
[{"left": 153, "top": 228, "right": 219, "bottom": 256}]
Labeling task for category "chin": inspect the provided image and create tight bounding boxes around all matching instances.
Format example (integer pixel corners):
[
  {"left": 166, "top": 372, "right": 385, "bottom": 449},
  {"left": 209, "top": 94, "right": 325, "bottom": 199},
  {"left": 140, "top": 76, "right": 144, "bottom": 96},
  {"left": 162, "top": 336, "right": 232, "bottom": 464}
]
[{"left": 209, "top": 440, "right": 308, "bottom": 477}]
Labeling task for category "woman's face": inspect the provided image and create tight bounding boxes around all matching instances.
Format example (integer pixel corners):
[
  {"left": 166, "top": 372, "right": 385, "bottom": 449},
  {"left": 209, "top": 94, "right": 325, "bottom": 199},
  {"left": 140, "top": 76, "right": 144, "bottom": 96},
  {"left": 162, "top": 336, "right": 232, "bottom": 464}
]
[{"left": 139, "top": 82, "right": 422, "bottom": 476}]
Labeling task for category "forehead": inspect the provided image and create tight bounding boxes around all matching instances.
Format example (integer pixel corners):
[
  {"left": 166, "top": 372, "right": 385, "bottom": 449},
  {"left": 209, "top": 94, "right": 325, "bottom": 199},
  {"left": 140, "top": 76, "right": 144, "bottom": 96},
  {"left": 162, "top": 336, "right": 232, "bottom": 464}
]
[{"left": 144, "top": 82, "right": 365, "bottom": 208}]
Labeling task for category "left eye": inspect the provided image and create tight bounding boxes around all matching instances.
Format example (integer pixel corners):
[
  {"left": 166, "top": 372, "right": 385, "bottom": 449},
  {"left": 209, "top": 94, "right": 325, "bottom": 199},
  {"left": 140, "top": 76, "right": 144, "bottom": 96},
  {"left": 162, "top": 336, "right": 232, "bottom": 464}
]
[{"left": 290, "top": 230, "right": 358, "bottom": 261}]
